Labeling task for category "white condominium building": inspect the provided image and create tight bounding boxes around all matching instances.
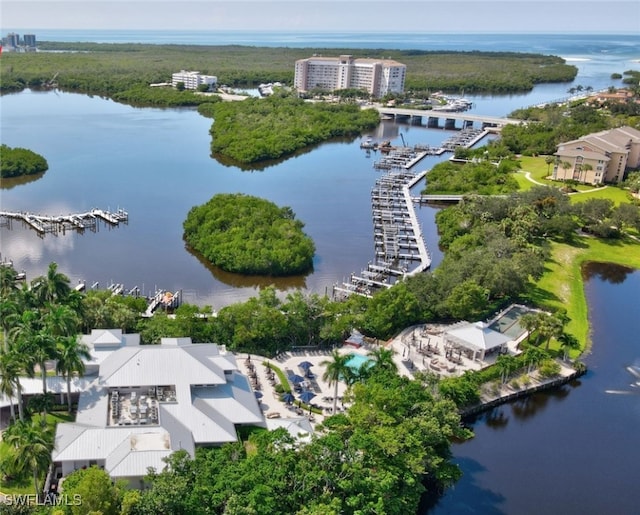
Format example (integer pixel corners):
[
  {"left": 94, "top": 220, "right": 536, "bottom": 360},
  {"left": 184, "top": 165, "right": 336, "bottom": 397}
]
[
  {"left": 294, "top": 55, "right": 406, "bottom": 98},
  {"left": 171, "top": 70, "right": 217, "bottom": 90}
]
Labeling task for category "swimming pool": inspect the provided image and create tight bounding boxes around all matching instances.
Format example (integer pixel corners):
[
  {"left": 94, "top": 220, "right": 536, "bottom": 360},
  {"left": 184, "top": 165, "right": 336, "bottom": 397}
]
[
  {"left": 345, "top": 353, "right": 373, "bottom": 372},
  {"left": 488, "top": 304, "right": 532, "bottom": 340}
]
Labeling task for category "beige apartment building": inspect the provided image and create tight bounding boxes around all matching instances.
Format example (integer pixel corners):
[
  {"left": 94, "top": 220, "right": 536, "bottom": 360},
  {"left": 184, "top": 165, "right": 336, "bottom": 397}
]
[
  {"left": 553, "top": 126, "right": 640, "bottom": 184},
  {"left": 294, "top": 55, "right": 406, "bottom": 98}
]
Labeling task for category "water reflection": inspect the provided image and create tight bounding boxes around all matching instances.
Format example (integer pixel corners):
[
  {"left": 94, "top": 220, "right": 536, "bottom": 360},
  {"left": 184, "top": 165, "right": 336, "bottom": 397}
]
[
  {"left": 0, "top": 171, "right": 46, "bottom": 190},
  {"left": 185, "top": 243, "right": 310, "bottom": 290},
  {"left": 420, "top": 457, "right": 507, "bottom": 515},
  {"left": 581, "top": 261, "right": 634, "bottom": 283},
  {"left": 482, "top": 409, "right": 510, "bottom": 429}
]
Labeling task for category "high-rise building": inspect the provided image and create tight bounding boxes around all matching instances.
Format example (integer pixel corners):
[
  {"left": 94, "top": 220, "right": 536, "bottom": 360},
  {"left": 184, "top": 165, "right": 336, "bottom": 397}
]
[
  {"left": 5, "top": 32, "right": 20, "bottom": 48},
  {"left": 294, "top": 55, "right": 406, "bottom": 98},
  {"left": 23, "top": 34, "right": 37, "bottom": 47}
]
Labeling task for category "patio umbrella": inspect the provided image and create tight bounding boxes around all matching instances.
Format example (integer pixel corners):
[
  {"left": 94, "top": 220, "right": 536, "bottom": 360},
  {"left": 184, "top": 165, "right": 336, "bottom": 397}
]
[
  {"left": 289, "top": 374, "right": 305, "bottom": 384},
  {"left": 299, "top": 361, "right": 313, "bottom": 370},
  {"left": 281, "top": 392, "right": 295, "bottom": 404},
  {"left": 254, "top": 391, "right": 264, "bottom": 399},
  {"left": 299, "top": 390, "right": 316, "bottom": 404}
]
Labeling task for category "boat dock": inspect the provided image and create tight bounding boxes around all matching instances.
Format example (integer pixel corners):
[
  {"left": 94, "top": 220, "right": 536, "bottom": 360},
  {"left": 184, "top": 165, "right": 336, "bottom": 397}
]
[
  {"left": 0, "top": 208, "right": 128, "bottom": 236},
  {"left": 333, "top": 169, "right": 431, "bottom": 299},
  {"left": 143, "top": 289, "right": 182, "bottom": 317},
  {"left": 441, "top": 128, "right": 488, "bottom": 151}
]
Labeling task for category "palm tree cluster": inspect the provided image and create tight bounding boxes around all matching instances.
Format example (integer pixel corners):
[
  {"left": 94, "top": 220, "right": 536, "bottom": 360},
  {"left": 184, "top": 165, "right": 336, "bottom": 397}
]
[
  {"left": 0, "top": 262, "right": 91, "bottom": 497},
  {"left": 321, "top": 346, "right": 398, "bottom": 414}
]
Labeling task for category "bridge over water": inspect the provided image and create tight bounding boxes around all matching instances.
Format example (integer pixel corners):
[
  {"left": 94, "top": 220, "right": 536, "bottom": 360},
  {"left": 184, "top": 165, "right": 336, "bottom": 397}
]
[{"left": 373, "top": 106, "right": 522, "bottom": 130}]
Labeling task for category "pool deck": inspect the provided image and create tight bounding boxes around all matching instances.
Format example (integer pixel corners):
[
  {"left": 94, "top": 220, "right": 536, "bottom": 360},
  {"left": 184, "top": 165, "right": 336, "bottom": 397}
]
[{"left": 239, "top": 305, "right": 551, "bottom": 428}]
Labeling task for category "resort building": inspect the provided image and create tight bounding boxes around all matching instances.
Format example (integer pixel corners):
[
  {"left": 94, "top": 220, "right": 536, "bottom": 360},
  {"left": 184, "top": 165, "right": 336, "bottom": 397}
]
[
  {"left": 52, "top": 335, "right": 264, "bottom": 488},
  {"left": 293, "top": 55, "right": 406, "bottom": 98},
  {"left": 553, "top": 126, "right": 640, "bottom": 184},
  {"left": 171, "top": 70, "right": 217, "bottom": 90}
]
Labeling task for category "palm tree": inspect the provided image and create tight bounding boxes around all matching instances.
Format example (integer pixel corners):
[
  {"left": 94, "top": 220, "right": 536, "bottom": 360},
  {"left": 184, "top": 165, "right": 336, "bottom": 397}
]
[
  {"left": 31, "top": 262, "right": 71, "bottom": 306},
  {"left": 31, "top": 331, "right": 57, "bottom": 400},
  {"left": 0, "top": 296, "right": 20, "bottom": 353},
  {"left": 544, "top": 155, "right": 555, "bottom": 175},
  {"left": 43, "top": 303, "right": 79, "bottom": 339},
  {"left": 56, "top": 335, "right": 91, "bottom": 412},
  {"left": 3, "top": 419, "right": 54, "bottom": 501},
  {"left": 0, "top": 264, "right": 19, "bottom": 298},
  {"left": 367, "top": 346, "right": 397, "bottom": 375},
  {"left": 558, "top": 332, "right": 580, "bottom": 361},
  {"left": 523, "top": 345, "right": 548, "bottom": 374},
  {"left": 0, "top": 352, "right": 21, "bottom": 422},
  {"left": 321, "top": 350, "right": 351, "bottom": 415},
  {"left": 561, "top": 161, "right": 573, "bottom": 183},
  {"left": 536, "top": 312, "right": 565, "bottom": 350},
  {"left": 580, "top": 163, "right": 593, "bottom": 184},
  {"left": 519, "top": 313, "right": 540, "bottom": 344},
  {"left": 495, "top": 354, "right": 518, "bottom": 384}
]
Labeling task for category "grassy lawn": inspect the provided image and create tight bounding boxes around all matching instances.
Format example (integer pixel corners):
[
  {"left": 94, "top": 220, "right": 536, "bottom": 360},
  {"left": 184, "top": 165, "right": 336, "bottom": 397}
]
[
  {"left": 517, "top": 156, "right": 637, "bottom": 204},
  {"left": 524, "top": 235, "right": 640, "bottom": 355},
  {"left": 568, "top": 186, "right": 633, "bottom": 206}
]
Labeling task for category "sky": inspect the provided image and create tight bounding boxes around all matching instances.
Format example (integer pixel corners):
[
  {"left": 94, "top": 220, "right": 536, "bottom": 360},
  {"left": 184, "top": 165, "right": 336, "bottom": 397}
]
[
  {"left": 0, "top": 0, "right": 640, "bottom": 33},
  {"left": 2, "top": 0, "right": 639, "bottom": 34}
]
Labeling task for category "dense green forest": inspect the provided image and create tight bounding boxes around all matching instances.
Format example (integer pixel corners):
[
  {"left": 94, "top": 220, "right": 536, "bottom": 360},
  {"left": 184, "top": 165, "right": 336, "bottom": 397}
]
[
  {"left": 0, "top": 43, "right": 577, "bottom": 97},
  {"left": 204, "top": 94, "right": 380, "bottom": 163},
  {"left": 183, "top": 193, "right": 315, "bottom": 276},
  {"left": 0, "top": 144, "right": 48, "bottom": 179}
]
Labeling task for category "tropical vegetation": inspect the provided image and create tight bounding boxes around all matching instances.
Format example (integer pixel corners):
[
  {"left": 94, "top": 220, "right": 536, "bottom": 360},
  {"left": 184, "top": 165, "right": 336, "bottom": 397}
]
[
  {"left": 204, "top": 93, "right": 380, "bottom": 164},
  {"left": 0, "top": 144, "right": 49, "bottom": 179},
  {"left": 0, "top": 43, "right": 577, "bottom": 97},
  {"left": 503, "top": 89, "right": 640, "bottom": 156},
  {"left": 183, "top": 193, "right": 316, "bottom": 276}
]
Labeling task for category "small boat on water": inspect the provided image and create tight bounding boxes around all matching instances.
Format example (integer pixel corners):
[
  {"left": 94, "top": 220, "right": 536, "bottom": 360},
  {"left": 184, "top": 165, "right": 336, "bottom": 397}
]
[{"left": 360, "top": 138, "right": 378, "bottom": 150}]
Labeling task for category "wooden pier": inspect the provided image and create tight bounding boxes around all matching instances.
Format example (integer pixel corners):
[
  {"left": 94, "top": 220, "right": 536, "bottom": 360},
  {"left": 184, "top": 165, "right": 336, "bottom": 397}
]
[
  {"left": 334, "top": 168, "right": 431, "bottom": 300},
  {"left": 0, "top": 208, "right": 128, "bottom": 237}
]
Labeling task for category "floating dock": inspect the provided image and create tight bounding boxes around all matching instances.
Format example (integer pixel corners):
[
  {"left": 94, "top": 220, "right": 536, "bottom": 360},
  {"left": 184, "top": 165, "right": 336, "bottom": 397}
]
[{"left": 0, "top": 208, "right": 128, "bottom": 237}]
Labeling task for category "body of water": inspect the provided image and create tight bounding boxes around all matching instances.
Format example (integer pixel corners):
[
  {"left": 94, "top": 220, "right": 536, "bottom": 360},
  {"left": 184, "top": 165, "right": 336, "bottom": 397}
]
[
  {"left": 1, "top": 32, "right": 639, "bottom": 512},
  {"left": 426, "top": 265, "right": 640, "bottom": 515}
]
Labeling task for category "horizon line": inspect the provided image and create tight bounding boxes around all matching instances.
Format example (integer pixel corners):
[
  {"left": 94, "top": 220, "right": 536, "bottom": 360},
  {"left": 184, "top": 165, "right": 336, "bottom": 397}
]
[{"left": 3, "top": 28, "right": 639, "bottom": 36}]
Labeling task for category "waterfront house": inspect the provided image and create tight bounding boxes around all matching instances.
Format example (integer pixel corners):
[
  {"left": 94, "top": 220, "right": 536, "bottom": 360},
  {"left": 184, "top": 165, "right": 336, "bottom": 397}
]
[{"left": 51, "top": 337, "right": 264, "bottom": 488}]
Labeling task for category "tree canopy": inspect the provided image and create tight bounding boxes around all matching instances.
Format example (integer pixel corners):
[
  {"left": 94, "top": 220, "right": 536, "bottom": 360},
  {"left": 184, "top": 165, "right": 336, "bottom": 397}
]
[
  {"left": 0, "top": 144, "right": 48, "bottom": 179},
  {"left": 183, "top": 193, "right": 315, "bottom": 276},
  {"left": 206, "top": 94, "right": 380, "bottom": 164}
]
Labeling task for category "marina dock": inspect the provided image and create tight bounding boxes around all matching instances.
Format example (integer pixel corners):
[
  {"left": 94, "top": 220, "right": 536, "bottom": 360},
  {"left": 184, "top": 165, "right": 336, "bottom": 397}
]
[
  {"left": 333, "top": 168, "right": 431, "bottom": 299},
  {"left": 0, "top": 208, "right": 128, "bottom": 236}
]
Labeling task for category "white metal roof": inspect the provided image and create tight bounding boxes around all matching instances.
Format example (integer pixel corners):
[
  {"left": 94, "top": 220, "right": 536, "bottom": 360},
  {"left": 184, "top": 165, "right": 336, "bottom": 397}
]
[
  {"left": 52, "top": 338, "right": 263, "bottom": 479},
  {"left": 445, "top": 322, "right": 512, "bottom": 352}
]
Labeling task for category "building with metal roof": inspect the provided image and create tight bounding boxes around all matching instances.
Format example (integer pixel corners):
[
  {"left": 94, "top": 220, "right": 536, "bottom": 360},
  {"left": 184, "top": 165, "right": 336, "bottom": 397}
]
[
  {"left": 52, "top": 337, "right": 265, "bottom": 488},
  {"left": 554, "top": 126, "right": 640, "bottom": 184}
]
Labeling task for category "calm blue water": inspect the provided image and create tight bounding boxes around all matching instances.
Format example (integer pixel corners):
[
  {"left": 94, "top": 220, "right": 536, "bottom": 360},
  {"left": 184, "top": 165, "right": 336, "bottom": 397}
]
[
  {"left": 345, "top": 353, "right": 373, "bottom": 372},
  {"left": 12, "top": 30, "right": 640, "bottom": 56}
]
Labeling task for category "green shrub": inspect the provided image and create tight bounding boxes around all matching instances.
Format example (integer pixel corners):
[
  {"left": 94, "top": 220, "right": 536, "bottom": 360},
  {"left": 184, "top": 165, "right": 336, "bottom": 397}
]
[{"left": 538, "top": 359, "right": 561, "bottom": 378}]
